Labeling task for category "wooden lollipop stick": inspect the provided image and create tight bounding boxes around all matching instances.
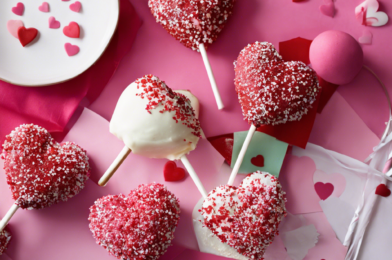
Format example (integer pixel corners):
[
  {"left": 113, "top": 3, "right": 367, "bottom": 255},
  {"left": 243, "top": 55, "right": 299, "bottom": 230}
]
[
  {"left": 199, "top": 43, "right": 224, "bottom": 110},
  {"left": 98, "top": 146, "right": 132, "bottom": 187},
  {"left": 0, "top": 204, "right": 19, "bottom": 232},
  {"left": 228, "top": 125, "right": 257, "bottom": 185},
  {"left": 181, "top": 155, "right": 208, "bottom": 198}
]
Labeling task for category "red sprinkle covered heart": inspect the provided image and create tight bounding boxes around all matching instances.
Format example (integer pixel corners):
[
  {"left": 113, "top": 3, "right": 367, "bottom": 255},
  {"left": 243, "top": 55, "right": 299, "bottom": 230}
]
[
  {"left": 314, "top": 182, "right": 334, "bottom": 200},
  {"left": 89, "top": 183, "right": 180, "bottom": 260},
  {"left": 0, "top": 229, "right": 11, "bottom": 256},
  {"left": 17, "top": 27, "right": 38, "bottom": 47},
  {"left": 375, "top": 184, "right": 391, "bottom": 197},
  {"left": 234, "top": 42, "right": 320, "bottom": 127},
  {"left": 63, "top": 22, "right": 80, "bottom": 38},
  {"left": 164, "top": 161, "right": 186, "bottom": 182},
  {"left": 149, "top": 0, "right": 235, "bottom": 51},
  {"left": 251, "top": 154, "right": 265, "bottom": 167},
  {"left": 201, "top": 172, "right": 286, "bottom": 259},
  {"left": 1, "top": 124, "right": 90, "bottom": 210}
]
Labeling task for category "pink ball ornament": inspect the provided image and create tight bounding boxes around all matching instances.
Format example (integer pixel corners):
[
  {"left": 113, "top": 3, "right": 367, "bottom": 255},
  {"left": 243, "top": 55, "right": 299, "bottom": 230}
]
[{"left": 310, "top": 30, "right": 364, "bottom": 85}]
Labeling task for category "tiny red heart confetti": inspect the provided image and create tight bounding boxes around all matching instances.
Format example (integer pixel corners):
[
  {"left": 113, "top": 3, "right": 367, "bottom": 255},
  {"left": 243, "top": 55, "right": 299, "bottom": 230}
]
[
  {"left": 375, "top": 184, "right": 391, "bottom": 197},
  {"left": 164, "top": 161, "right": 186, "bottom": 182},
  {"left": 314, "top": 182, "right": 334, "bottom": 200}
]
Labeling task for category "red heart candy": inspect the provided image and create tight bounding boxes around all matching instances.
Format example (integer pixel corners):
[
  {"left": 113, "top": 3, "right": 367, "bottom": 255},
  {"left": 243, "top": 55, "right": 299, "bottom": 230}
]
[
  {"left": 375, "top": 184, "right": 391, "bottom": 197},
  {"left": 0, "top": 229, "right": 11, "bottom": 255},
  {"left": 201, "top": 172, "right": 286, "bottom": 259},
  {"left": 235, "top": 42, "right": 320, "bottom": 127},
  {"left": 17, "top": 27, "right": 38, "bottom": 47},
  {"left": 1, "top": 124, "right": 90, "bottom": 210},
  {"left": 164, "top": 161, "right": 186, "bottom": 182},
  {"left": 251, "top": 155, "right": 265, "bottom": 167},
  {"left": 63, "top": 22, "right": 80, "bottom": 38},
  {"left": 314, "top": 182, "right": 334, "bottom": 200},
  {"left": 89, "top": 183, "right": 180, "bottom": 259},
  {"left": 148, "top": 0, "right": 235, "bottom": 51}
]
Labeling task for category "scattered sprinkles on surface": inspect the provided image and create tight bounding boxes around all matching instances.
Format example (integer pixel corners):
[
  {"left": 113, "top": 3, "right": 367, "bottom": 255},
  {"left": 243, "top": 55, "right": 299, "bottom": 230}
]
[
  {"left": 0, "top": 229, "right": 11, "bottom": 256},
  {"left": 1, "top": 124, "right": 90, "bottom": 210},
  {"left": 149, "top": 0, "right": 235, "bottom": 51},
  {"left": 135, "top": 75, "right": 201, "bottom": 138},
  {"left": 88, "top": 183, "right": 181, "bottom": 260},
  {"left": 201, "top": 171, "right": 287, "bottom": 260},
  {"left": 234, "top": 42, "right": 320, "bottom": 127}
]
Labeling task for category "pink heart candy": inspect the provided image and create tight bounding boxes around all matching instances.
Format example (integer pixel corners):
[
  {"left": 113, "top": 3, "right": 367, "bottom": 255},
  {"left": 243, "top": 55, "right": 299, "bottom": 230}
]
[
  {"left": 70, "top": 1, "right": 82, "bottom": 12},
  {"left": 39, "top": 2, "right": 50, "bottom": 13},
  {"left": 65, "top": 43, "right": 80, "bottom": 56},
  {"left": 7, "top": 20, "right": 24, "bottom": 38},
  {"left": 48, "top": 16, "right": 60, "bottom": 29},
  {"left": 12, "top": 2, "right": 25, "bottom": 16},
  {"left": 320, "top": 0, "right": 335, "bottom": 18}
]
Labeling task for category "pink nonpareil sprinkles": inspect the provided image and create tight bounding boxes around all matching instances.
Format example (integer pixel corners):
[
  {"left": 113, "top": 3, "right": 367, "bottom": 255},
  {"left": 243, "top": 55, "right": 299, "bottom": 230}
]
[
  {"left": 201, "top": 172, "right": 287, "bottom": 260},
  {"left": 234, "top": 42, "right": 320, "bottom": 127},
  {"left": 0, "top": 230, "right": 11, "bottom": 256},
  {"left": 148, "top": 0, "right": 235, "bottom": 51},
  {"left": 88, "top": 183, "right": 181, "bottom": 260},
  {"left": 135, "top": 75, "right": 201, "bottom": 138},
  {"left": 1, "top": 124, "right": 90, "bottom": 210}
]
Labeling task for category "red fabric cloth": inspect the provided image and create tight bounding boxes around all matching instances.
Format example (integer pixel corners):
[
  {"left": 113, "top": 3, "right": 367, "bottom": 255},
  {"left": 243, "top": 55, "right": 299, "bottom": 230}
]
[{"left": 0, "top": 0, "right": 141, "bottom": 146}]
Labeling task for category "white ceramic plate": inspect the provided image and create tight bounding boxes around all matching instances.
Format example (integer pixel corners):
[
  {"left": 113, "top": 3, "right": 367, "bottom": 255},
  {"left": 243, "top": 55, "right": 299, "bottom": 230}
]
[{"left": 0, "top": 0, "right": 119, "bottom": 86}]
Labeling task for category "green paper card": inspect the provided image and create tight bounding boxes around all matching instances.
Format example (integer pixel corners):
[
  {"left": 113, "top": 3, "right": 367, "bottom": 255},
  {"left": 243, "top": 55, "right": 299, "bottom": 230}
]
[{"left": 231, "top": 131, "right": 289, "bottom": 177}]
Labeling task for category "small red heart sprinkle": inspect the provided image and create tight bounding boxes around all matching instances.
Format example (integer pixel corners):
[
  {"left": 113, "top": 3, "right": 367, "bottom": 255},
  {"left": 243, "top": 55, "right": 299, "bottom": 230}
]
[
  {"left": 314, "top": 182, "right": 334, "bottom": 200},
  {"left": 251, "top": 155, "right": 265, "bottom": 167},
  {"left": 63, "top": 22, "right": 80, "bottom": 38},
  {"left": 164, "top": 161, "right": 186, "bottom": 182},
  {"left": 375, "top": 184, "right": 391, "bottom": 197},
  {"left": 17, "top": 27, "right": 38, "bottom": 47}
]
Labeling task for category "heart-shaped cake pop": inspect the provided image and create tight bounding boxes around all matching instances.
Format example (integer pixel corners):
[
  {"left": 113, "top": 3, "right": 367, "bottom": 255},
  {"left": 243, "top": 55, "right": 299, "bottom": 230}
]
[
  {"left": 148, "top": 0, "right": 235, "bottom": 51},
  {"left": 201, "top": 171, "right": 286, "bottom": 259},
  {"left": 1, "top": 124, "right": 90, "bottom": 210},
  {"left": 235, "top": 42, "right": 320, "bottom": 126},
  {"left": 89, "top": 183, "right": 180, "bottom": 260},
  {"left": 110, "top": 75, "right": 201, "bottom": 160},
  {"left": 0, "top": 229, "right": 11, "bottom": 256}
]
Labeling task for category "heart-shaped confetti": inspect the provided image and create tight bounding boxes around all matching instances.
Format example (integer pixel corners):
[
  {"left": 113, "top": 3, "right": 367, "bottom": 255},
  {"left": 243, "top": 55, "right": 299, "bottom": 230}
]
[
  {"left": 1, "top": 124, "right": 90, "bottom": 209},
  {"left": 63, "top": 22, "right": 80, "bottom": 38},
  {"left": 201, "top": 172, "right": 286, "bottom": 259},
  {"left": 314, "top": 182, "right": 334, "bottom": 200},
  {"left": 355, "top": 0, "right": 389, "bottom": 27},
  {"left": 89, "top": 183, "right": 180, "bottom": 260},
  {"left": 375, "top": 184, "right": 391, "bottom": 197},
  {"left": 359, "top": 29, "right": 373, "bottom": 45},
  {"left": 320, "top": 0, "right": 336, "bottom": 18},
  {"left": 17, "top": 27, "right": 38, "bottom": 47},
  {"left": 234, "top": 42, "right": 320, "bottom": 126},
  {"left": 149, "top": 0, "right": 235, "bottom": 51},
  {"left": 39, "top": 2, "right": 50, "bottom": 13},
  {"left": 64, "top": 43, "right": 80, "bottom": 56},
  {"left": 70, "top": 1, "right": 82, "bottom": 12},
  {"left": 0, "top": 229, "right": 11, "bottom": 256},
  {"left": 7, "top": 20, "right": 24, "bottom": 38},
  {"left": 251, "top": 154, "right": 265, "bottom": 167},
  {"left": 12, "top": 2, "right": 25, "bottom": 16},
  {"left": 49, "top": 16, "right": 61, "bottom": 29},
  {"left": 164, "top": 161, "right": 186, "bottom": 182}
]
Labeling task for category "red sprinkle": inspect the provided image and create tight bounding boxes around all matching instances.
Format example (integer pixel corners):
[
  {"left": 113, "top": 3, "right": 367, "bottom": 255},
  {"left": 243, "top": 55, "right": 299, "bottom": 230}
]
[
  {"left": 89, "top": 183, "right": 181, "bottom": 260},
  {"left": 1, "top": 124, "right": 90, "bottom": 210},
  {"left": 135, "top": 75, "right": 201, "bottom": 138},
  {"left": 201, "top": 171, "right": 287, "bottom": 260},
  {"left": 0, "top": 229, "right": 11, "bottom": 256},
  {"left": 149, "top": 0, "right": 235, "bottom": 51},
  {"left": 234, "top": 42, "right": 320, "bottom": 127}
]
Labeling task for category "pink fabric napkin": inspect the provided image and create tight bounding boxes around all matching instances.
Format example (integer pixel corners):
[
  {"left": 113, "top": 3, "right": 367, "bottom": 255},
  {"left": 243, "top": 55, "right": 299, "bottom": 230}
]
[{"left": 0, "top": 0, "right": 141, "bottom": 147}]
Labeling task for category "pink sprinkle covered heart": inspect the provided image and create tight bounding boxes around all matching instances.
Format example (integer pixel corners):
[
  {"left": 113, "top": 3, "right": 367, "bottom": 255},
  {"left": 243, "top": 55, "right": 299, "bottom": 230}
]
[
  {"left": 49, "top": 16, "right": 60, "bottom": 29},
  {"left": 65, "top": 43, "right": 80, "bottom": 56},
  {"left": 320, "top": 0, "right": 335, "bottom": 18},
  {"left": 12, "top": 2, "right": 25, "bottom": 16},
  {"left": 7, "top": 20, "right": 24, "bottom": 38},
  {"left": 359, "top": 29, "right": 373, "bottom": 45},
  {"left": 39, "top": 2, "right": 50, "bottom": 12},
  {"left": 70, "top": 1, "right": 82, "bottom": 12},
  {"left": 314, "top": 182, "right": 334, "bottom": 200}
]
